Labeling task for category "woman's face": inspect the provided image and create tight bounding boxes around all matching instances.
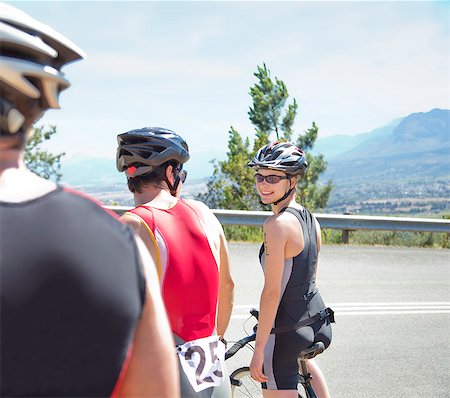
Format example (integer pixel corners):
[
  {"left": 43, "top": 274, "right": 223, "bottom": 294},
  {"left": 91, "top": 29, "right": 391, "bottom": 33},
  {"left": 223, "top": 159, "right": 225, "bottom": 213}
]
[{"left": 254, "top": 168, "right": 292, "bottom": 204}]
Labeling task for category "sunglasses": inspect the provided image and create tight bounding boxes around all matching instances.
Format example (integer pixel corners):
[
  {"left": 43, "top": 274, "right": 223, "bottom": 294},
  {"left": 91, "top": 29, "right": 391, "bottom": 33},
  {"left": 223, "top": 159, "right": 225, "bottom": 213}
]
[
  {"left": 179, "top": 169, "right": 187, "bottom": 183},
  {"left": 255, "top": 173, "right": 290, "bottom": 184}
]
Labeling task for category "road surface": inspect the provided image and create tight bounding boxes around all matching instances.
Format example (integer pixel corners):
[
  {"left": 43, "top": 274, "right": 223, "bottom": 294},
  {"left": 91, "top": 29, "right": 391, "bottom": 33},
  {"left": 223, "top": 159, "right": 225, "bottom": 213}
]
[{"left": 225, "top": 244, "right": 450, "bottom": 398}]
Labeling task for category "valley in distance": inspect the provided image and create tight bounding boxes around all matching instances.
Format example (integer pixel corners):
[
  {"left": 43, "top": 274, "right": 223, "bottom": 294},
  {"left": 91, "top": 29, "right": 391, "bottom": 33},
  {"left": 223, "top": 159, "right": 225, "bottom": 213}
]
[{"left": 62, "top": 108, "right": 450, "bottom": 218}]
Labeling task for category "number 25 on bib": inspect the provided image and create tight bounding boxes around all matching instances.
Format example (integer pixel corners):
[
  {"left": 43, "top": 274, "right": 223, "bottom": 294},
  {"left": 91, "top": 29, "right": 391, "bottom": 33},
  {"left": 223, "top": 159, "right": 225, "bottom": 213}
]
[{"left": 177, "top": 335, "right": 225, "bottom": 392}]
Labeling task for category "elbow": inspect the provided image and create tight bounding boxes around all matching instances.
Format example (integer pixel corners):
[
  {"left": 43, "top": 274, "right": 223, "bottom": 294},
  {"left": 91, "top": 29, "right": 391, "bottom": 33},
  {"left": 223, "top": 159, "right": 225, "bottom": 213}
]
[
  {"left": 221, "top": 279, "right": 234, "bottom": 302},
  {"left": 220, "top": 273, "right": 235, "bottom": 293},
  {"left": 261, "top": 287, "right": 281, "bottom": 303},
  {"left": 227, "top": 277, "right": 235, "bottom": 292}
]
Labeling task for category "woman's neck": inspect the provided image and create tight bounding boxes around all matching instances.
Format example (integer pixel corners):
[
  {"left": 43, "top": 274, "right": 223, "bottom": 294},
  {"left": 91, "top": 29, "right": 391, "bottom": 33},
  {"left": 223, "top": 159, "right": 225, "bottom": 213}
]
[{"left": 271, "top": 194, "right": 299, "bottom": 214}]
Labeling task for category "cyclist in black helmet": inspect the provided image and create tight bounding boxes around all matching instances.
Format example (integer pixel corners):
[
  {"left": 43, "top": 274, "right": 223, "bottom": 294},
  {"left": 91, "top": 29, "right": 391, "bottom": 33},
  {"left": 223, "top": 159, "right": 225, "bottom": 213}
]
[
  {"left": 248, "top": 141, "right": 334, "bottom": 397},
  {"left": 0, "top": 4, "right": 178, "bottom": 396},
  {"left": 116, "top": 126, "right": 234, "bottom": 398}
]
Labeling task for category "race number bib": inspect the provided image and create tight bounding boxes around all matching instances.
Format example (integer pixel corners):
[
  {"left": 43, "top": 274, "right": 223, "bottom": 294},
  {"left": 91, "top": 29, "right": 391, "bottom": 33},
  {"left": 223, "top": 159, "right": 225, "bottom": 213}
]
[{"left": 177, "top": 335, "right": 225, "bottom": 392}]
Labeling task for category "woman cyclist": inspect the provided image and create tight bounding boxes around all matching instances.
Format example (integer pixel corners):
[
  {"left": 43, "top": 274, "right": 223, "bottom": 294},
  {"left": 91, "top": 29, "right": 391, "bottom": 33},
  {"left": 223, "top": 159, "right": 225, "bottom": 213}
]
[{"left": 248, "top": 141, "right": 334, "bottom": 397}]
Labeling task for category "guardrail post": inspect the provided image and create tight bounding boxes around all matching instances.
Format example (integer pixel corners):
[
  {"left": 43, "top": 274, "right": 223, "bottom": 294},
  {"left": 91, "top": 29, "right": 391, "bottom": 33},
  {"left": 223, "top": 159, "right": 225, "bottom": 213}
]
[{"left": 342, "top": 229, "right": 350, "bottom": 244}]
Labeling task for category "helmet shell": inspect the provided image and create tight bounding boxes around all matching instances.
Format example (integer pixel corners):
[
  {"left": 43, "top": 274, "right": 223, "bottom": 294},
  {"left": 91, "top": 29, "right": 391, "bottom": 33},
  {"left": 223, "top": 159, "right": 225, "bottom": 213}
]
[
  {"left": 248, "top": 141, "right": 308, "bottom": 176},
  {"left": 116, "top": 127, "right": 190, "bottom": 177},
  {"left": 0, "top": 3, "right": 84, "bottom": 137}
]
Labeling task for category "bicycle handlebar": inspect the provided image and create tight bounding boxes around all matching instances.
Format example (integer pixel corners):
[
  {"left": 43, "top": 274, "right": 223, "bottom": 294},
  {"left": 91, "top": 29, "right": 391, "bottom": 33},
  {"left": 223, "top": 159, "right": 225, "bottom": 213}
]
[
  {"left": 250, "top": 308, "right": 259, "bottom": 320},
  {"left": 225, "top": 334, "right": 256, "bottom": 360},
  {"left": 225, "top": 308, "right": 259, "bottom": 360}
]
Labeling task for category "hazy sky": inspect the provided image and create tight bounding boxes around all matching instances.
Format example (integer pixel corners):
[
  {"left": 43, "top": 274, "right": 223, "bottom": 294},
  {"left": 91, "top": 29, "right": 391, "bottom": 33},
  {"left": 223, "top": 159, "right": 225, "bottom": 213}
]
[{"left": 8, "top": 1, "right": 450, "bottom": 159}]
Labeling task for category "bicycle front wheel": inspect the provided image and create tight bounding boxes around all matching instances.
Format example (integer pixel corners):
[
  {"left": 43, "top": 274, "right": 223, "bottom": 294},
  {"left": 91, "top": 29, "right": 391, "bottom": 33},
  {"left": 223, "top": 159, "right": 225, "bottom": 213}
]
[{"left": 230, "top": 367, "right": 262, "bottom": 398}]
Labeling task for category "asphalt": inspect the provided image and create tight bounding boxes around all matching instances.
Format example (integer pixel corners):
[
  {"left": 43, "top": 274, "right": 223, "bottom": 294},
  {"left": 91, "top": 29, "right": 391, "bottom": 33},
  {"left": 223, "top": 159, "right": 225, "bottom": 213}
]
[{"left": 225, "top": 243, "right": 450, "bottom": 398}]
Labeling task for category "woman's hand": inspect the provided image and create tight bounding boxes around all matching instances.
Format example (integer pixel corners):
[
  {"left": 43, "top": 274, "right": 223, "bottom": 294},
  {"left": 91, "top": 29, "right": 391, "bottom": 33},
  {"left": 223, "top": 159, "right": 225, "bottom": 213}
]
[{"left": 250, "top": 348, "right": 268, "bottom": 383}]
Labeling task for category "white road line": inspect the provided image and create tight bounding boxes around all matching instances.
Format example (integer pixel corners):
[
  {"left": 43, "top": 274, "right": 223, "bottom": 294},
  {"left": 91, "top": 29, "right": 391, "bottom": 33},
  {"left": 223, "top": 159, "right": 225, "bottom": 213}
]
[
  {"left": 234, "top": 302, "right": 450, "bottom": 308},
  {"left": 329, "top": 306, "right": 450, "bottom": 311},
  {"left": 231, "top": 310, "right": 450, "bottom": 319},
  {"left": 231, "top": 302, "right": 450, "bottom": 318},
  {"left": 328, "top": 302, "right": 450, "bottom": 307},
  {"left": 332, "top": 310, "right": 450, "bottom": 316}
]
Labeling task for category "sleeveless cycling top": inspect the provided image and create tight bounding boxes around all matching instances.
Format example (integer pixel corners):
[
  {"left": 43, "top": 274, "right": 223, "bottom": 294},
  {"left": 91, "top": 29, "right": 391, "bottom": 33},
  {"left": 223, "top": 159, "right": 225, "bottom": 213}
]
[
  {"left": 128, "top": 199, "right": 219, "bottom": 342},
  {"left": 0, "top": 187, "right": 145, "bottom": 397},
  {"left": 259, "top": 206, "right": 322, "bottom": 328}
]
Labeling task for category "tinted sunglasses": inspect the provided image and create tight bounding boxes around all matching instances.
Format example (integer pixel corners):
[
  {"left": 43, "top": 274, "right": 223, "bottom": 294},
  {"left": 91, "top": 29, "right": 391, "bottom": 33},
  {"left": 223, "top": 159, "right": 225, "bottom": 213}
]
[
  {"left": 179, "top": 169, "right": 187, "bottom": 183},
  {"left": 255, "top": 173, "right": 290, "bottom": 184}
]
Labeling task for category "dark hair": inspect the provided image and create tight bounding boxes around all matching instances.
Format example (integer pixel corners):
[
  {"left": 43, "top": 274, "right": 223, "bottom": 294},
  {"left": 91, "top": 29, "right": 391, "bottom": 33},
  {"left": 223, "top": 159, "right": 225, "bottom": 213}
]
[{"left": 127, "top": 161, "right": 179, "bottom": 193}]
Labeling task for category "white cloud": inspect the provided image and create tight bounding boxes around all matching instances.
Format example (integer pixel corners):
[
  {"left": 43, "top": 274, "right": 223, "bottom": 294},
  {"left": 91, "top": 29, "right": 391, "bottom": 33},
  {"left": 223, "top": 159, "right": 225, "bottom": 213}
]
[
  {"left": 13, "top": 0, "right": 450, "bottom": 154},
  {"left": 84, "top": 53, "right": 241, "bottom": 79}
]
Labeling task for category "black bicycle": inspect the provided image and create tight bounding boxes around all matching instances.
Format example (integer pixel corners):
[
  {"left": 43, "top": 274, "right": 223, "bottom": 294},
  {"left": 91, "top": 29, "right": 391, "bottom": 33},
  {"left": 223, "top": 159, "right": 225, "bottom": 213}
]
[{"left": 225, "top": 309, "right": 325, "bottom": 398}]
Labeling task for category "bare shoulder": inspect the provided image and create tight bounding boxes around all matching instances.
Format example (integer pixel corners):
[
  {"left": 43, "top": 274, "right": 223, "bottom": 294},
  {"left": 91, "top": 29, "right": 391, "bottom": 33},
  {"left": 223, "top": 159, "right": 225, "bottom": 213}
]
[
  {"left": 184, "top": 198, "right": 211, "bottom": 214},
  {"left": 263, "top": 212, "right": 292, "bottom": 236},
  {"left": 185, "top": 199, "right": 220, "bottom": 223},
  {"left": 120, "top": 211, "right": 143, "bottom": 231},
  {"left": 314, "top": 215, "right": 321, "bottom": 230},
  {"left": 185, "top": 198, "right": 225, "bottom": 241}
]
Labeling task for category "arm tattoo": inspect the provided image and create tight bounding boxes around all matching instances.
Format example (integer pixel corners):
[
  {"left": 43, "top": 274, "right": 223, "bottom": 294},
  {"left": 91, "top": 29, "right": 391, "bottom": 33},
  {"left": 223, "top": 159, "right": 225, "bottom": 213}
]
[{"left": 264, "top": 231, "right": 269, "bottom": 256}]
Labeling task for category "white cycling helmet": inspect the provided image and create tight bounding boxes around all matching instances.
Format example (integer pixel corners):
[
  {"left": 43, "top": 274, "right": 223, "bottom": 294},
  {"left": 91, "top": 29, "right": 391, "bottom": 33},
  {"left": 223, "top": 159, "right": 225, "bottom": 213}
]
[
  {"left": 248, "top": 141, "right": 308, "bottom": 176},
  {"left": 249, "top": 141, "right": 308, "bottom": 205},
  {"left": 0, "top": 3, "right": 84, "bottom": 137}
]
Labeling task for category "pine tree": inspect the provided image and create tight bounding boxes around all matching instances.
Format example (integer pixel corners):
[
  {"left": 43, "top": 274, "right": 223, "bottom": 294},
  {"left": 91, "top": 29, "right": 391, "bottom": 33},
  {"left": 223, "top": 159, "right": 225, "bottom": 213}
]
[
  {"left": 197, "top": 64, "right": 332, "bottom": 212},
  {"left": 24, "top": 125, "right": 65, "bottom": 182}
]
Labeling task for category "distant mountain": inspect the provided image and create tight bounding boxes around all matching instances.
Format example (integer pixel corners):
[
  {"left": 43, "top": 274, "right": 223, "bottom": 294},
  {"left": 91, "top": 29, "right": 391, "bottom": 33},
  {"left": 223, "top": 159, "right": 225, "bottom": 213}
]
[
  {"left": 60, "top": 108, "right": 449, "bottom": 214},
  {"left": 337, "top": 108, "right": 449, "bottom": 161},
  {"left": 323, "top": 108, "right": 450, "bottom": 182},
  {"left": 62, "top": 156, "right": 123, "bottom": 187},
  {"left": 60, "top": 150, "right": 226, "bottom": 190},
  {"left": 312, "top": 117, "right": 403, "bottom": 160}
]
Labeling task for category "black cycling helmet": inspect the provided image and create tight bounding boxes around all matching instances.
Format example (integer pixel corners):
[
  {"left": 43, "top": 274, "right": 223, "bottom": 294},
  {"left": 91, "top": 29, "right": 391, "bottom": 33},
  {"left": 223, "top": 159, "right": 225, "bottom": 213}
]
[
  {"left": 116, "top": 127, "right": 190, "bottom": 178},
  {"left": 248, "top": 141, "right": 308, "bottom": 176},
  {"left": 0, "top": 3, "right": 84, "bottom": 138}
]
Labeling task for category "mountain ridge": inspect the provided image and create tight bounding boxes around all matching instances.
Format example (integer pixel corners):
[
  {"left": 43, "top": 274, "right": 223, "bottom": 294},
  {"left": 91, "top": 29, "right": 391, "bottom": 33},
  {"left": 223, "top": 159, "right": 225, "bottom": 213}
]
[{"left": 60, "top": 108, "right": 449, "bottom": 213}]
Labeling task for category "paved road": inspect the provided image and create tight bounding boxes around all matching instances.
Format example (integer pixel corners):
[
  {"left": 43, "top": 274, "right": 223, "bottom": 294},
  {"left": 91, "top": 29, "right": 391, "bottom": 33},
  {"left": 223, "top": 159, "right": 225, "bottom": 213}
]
[{"left": 225, "top": 243, "right": 450, "bottom": 398}]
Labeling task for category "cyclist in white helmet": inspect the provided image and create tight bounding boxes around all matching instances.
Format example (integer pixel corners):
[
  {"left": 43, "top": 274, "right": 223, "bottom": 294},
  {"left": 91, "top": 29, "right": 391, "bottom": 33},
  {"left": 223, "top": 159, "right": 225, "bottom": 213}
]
[
  {"left": 0, "top": 4, "right": 178, "bottom": 396},
  {"left": 248, "top": 141, "right": 334, "bottom": 397}
]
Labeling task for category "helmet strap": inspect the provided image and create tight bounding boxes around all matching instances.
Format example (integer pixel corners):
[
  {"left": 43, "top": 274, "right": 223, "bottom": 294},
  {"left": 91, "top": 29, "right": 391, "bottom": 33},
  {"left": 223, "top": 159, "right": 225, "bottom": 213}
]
[
  {"left": 165, "top": 175, "right": 181, "bottom": 197},
  {"left": 163, "top": 163, "right": 182, "bottom": 197},
  {"left": 262, "top": 177, "right": 295, "bottom": 206},
  {"left": 272, "top": 187, "right": 294, "bottom": 205}
]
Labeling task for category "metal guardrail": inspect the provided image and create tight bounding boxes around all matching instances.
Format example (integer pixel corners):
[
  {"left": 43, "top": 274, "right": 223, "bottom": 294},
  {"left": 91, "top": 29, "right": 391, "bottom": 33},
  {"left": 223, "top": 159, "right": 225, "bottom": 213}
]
[{"left": 106, "top": 206, "right": 450, "bottom": 243}]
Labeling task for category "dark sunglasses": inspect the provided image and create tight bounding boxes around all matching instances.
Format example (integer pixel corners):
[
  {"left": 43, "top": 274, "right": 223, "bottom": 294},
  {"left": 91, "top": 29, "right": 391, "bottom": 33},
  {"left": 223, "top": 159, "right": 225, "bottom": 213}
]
[
  {"left": 179, "top": 169, "right": 187, "bottom": 183},
  {"left": 175, "top": 164, "right": 188, "bottom": 184},
  {"left": 255, "top": 173, "right": 290, "bottom": 184}
]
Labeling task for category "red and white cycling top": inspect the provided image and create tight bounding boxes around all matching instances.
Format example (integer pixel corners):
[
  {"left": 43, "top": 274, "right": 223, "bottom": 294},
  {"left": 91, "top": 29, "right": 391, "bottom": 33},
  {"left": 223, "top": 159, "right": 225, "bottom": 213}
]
[{"left": 128, "top": 198, "right": 219, "bottom": 342}]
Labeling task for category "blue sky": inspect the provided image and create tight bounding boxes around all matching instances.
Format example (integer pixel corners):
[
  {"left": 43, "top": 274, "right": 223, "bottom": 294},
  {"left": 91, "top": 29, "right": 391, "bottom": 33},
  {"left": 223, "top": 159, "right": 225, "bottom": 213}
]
[{"left": 8, "top": 1, "right": 450, "bottom": 159}]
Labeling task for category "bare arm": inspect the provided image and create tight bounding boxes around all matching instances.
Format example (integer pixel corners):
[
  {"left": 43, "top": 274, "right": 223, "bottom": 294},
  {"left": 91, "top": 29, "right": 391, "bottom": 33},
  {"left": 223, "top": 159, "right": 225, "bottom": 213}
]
[
  {"left": 250, "top": 217, "right": 288, "bottom": 382},
  {"left": 315, "top": 217, "right": 322, "bottom": 253},
  {"left": 314, "top": 216, "right": 322, "bottom": 278},
  {"left": 116, "top": 236, "right": 179, "bottom": 397},
  {"left": 216, "top": 227, "right": 234, "bottom": 339}
]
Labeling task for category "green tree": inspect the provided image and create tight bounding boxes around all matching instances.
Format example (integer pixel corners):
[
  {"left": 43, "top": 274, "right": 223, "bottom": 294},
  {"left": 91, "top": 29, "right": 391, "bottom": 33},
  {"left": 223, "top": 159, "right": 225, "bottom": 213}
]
[
  {"left": 199, "top": 127, "right": 259, "bottom": 210},
  {"left": 198, "top": 64, "right": 332, "bottom": 212},
  {"left": 24, "top": 125, "right": 65, "bottom": 182},
  {"left": 296, "top": 122, "right": 333, "bottom": 210}
]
